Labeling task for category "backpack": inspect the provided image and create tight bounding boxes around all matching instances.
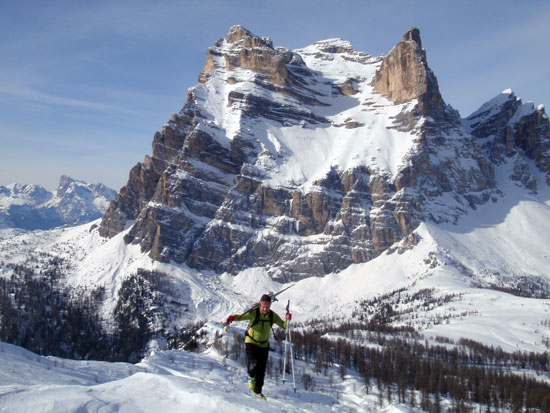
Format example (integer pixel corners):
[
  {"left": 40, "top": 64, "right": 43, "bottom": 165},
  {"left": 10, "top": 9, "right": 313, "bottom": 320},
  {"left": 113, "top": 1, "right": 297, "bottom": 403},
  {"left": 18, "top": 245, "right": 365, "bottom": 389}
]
[
  {"left": 250, "top": 307, "right": 274, "bottom": 328},
  {"left": 246, "top": 308, "right": 275, "bottom": 345}
]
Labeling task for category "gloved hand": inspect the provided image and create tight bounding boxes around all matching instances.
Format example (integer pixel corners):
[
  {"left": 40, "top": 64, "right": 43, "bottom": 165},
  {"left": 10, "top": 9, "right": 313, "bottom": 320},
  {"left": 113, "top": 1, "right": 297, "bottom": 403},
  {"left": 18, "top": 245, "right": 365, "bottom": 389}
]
[
  {"left": 225, "top": 315, "right": 235, "bottom": 324},
  {"left": 285, "top": 313, "right": 292, "bottom": 321}
]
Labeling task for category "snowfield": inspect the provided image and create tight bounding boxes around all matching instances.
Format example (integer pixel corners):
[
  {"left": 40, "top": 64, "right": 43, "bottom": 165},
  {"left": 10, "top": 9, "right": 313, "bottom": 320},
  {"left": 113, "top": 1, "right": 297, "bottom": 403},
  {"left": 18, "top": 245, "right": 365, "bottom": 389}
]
[{"left": 0, "top": 335, "right": 412, "bottom": 412}]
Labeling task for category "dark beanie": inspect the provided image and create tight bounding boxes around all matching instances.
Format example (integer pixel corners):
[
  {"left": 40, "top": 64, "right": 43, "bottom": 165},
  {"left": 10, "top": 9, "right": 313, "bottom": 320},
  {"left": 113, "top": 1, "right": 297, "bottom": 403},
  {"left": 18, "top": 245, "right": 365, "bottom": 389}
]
[{"left": 260, "top": 294, "right": 272, "bottom": 303}]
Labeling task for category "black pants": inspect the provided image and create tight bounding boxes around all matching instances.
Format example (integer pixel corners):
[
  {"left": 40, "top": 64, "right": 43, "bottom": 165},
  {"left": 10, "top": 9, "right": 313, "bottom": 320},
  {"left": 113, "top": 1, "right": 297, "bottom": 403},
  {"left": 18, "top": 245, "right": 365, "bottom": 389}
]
[{"left": 246, "top": 343, "right": 269, "bottom": 394}]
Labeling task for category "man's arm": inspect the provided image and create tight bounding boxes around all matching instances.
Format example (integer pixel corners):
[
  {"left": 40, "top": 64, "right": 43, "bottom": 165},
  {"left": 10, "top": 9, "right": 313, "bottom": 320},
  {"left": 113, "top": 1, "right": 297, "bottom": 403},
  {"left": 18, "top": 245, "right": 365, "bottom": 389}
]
[
  {"left": 225, "top": 310, "right": 254, "bottom": 324},
  {"left": 272, "top": 311, "right": 287, "bottom": 329}
]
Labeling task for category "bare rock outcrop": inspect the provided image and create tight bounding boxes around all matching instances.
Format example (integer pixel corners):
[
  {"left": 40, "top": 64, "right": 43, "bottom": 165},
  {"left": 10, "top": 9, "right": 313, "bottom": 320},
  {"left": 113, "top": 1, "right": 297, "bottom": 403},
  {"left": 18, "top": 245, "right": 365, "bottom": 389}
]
[
  {"left": 466, "top": 91, "right": 550, "bottom": 187},
  {"left": 200, "top": 25, "right": 298, "bottom": 88},
  {"left": 371, "top": 27, "right": 445, "bottom": 116}
]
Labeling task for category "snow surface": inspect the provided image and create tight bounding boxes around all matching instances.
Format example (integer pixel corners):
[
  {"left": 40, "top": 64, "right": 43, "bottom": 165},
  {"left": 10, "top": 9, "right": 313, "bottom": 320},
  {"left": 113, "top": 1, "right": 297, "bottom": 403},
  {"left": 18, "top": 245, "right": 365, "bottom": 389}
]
[{"left": 0, "top": 338, "right": 417, "bottom": 412}]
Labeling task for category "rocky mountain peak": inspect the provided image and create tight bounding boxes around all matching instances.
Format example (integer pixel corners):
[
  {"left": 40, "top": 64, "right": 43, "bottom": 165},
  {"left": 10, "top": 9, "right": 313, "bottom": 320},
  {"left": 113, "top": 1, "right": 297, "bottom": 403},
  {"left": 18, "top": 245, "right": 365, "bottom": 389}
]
[
  {"left": 0, "top": 183, "right": 52, "bottom": 206},
  {"left": 403, "top": 27, "right": 422, "bottom": 48},
  {"left": 466, "top": 90, "right": 550, "bottom": 187},
  {"left": 224, "top": 25, "right": 272, "bottom": 48},
  {"left": 371, "top": 27, "right": 445, "bottom": 115},
  {"left": 199, "top": 25, "right": 296, "bottom": 87},
  {"left": 55, "top": 175, "right": 116, "bottom": 202},
  {"left": 1, "top": 177, "right": 115, "bottom": 230},
  {"left": 97, "top": 26, "right": 546, "bottom": 280},
  {"left": 309, "top": 38, "right": 355, "bottom": 54},
  {"left": 56, "top": 175, "right": 80, "bottom": 198}
]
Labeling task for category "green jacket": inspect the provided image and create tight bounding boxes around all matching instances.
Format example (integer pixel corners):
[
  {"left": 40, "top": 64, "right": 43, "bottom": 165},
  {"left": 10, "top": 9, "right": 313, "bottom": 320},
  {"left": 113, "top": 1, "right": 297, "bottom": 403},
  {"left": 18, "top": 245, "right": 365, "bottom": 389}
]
[{"left": 234, "top": 308, "right": 287, "bottom": 348}]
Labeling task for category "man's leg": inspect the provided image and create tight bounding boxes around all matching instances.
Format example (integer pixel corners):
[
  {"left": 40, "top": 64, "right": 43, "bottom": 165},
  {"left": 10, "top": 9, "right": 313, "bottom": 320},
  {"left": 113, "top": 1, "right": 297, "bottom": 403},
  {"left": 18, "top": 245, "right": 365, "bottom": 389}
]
[
  {"left": 246, "top": 343, "right": 258, "bottom": 389},
  {"left": 253, "top": 346, "right": 269, "bottom": 394}
]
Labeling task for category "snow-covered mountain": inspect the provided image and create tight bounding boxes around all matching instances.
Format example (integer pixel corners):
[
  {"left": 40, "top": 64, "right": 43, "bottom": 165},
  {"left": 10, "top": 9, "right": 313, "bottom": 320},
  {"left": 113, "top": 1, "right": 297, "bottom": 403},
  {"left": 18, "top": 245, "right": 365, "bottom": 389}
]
[
  {"left": 0, "top": 175, "right": 116, "bottom": 230},
  {"left": 1, "top": 26, "right": 550, "bottom": 412},
  {"left": 98, "top": 26, "right": 549, "bottom": 281}
]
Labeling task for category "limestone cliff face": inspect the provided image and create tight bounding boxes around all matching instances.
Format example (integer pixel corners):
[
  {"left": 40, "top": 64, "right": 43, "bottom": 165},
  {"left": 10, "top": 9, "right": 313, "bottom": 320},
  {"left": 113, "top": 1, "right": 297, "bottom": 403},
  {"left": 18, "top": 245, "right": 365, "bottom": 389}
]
[
  {"left": 515, "top": 109, "right": 550, "bottom": 179},
  {"left": 98, "top": 26, "right": 545, "bottom": 280},
  {"left": 99, "top": 111, "right": 193, "bottom": 238},
  {"left": 199, "top": 25, "right": 311, "bottom": 98},
  {"left": 371, "top": 28, "right": 445, "bottom": 116}
]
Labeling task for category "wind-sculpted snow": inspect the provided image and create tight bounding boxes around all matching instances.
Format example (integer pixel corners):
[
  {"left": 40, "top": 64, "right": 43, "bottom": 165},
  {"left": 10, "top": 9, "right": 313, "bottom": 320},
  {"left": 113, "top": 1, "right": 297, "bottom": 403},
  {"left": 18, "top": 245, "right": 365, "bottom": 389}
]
[{"left": 0, "top": 337, "right": 391, "bottom": 412}]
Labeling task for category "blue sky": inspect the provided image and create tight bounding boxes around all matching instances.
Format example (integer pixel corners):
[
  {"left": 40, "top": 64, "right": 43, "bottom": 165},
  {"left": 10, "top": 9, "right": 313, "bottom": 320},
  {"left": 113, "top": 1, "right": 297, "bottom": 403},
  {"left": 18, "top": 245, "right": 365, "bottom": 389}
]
[{"left": 1, "top": 0, "right": 549, "bottom": 191}]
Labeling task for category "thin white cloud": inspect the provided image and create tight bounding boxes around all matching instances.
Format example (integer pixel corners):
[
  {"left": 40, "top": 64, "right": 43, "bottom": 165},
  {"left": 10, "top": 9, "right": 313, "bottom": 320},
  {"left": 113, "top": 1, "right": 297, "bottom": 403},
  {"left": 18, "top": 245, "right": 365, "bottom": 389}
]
[{"left": 0, "top": 82, "right": 139, "bottom": 114}]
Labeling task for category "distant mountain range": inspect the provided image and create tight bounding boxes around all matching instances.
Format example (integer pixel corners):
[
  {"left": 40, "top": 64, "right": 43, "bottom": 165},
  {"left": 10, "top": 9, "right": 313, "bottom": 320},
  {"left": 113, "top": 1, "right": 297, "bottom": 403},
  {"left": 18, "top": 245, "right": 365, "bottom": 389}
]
[{"left": 0, "top": 175, "right": 116, "bottom": 230}]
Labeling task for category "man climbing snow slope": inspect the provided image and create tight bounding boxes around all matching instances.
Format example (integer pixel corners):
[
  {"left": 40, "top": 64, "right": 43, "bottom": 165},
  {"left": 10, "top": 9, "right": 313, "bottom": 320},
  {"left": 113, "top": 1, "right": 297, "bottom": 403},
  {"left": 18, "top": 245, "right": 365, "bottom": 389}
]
[{"left": 225, "top": 294, "right": 292, "bottom": 400}]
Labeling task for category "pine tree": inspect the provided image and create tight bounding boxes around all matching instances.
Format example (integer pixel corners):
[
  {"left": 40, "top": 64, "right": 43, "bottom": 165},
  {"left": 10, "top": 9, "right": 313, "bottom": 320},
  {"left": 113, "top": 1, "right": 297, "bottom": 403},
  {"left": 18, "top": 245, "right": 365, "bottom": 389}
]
[
  {"left": 409, "top": 387, "right": 416, "bottom": 408},
  {"left": 433, "top": 391, "right": 441, "bottom": 413},
  {"left": 510, "top": 386, "right": 523, "bottom": 413}
]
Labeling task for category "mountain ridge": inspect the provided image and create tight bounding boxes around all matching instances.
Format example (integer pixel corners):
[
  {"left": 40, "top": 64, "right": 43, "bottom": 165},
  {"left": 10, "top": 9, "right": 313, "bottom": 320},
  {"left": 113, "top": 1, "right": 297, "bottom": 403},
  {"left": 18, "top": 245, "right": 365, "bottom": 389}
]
[
  {"left": 96, "top": 26, "right": 545, "bottom": 281},
  {"left": 2, "top": 25, "right": 550, "bottom": 413},
  {"left": 0, "top": 175, "right": 116, "bottom": 230}
]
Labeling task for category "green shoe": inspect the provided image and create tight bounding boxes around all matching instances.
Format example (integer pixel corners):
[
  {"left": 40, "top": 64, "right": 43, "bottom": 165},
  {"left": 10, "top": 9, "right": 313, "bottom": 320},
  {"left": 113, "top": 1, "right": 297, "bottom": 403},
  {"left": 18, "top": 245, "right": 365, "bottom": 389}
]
[
  {"left": 253, "top": 392, "right": 266, "bottom": 400},
  {"left": 248, "top": 377, "right": 256, "bottom": 390}
]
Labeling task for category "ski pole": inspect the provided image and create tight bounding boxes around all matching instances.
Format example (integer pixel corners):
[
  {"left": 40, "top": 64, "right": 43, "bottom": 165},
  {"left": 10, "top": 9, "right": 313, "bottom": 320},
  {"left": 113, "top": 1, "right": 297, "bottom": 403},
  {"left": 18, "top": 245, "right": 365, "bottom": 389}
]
[
  {"left": 288, "top": 321, "right": 296, "bottom": 393},
  {"left": 282, "top": 300, "right": 297, "bottom": 392},
  {"left": 282, "top": 336, "right": 288, "bottom": 383},
  {"left": 282, "top": 300, "right": 290, "bottom": 384}
]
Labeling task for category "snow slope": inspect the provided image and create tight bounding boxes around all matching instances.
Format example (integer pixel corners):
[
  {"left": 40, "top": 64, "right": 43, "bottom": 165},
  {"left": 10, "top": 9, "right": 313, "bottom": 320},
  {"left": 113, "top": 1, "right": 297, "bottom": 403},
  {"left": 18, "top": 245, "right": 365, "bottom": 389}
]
[
  {"left": 256, "top": 40, "right": 416, "bottom": 191},
  {"left": 0, "top": 337, "right": 412, "bottom": 413}
]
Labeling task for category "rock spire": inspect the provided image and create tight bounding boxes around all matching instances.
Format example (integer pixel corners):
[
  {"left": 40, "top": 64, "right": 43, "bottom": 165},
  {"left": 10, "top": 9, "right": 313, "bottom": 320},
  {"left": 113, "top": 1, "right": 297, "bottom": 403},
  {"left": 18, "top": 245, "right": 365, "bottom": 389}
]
[{"left": 371, "top": 27, "right": 445, "bottom": 115}]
